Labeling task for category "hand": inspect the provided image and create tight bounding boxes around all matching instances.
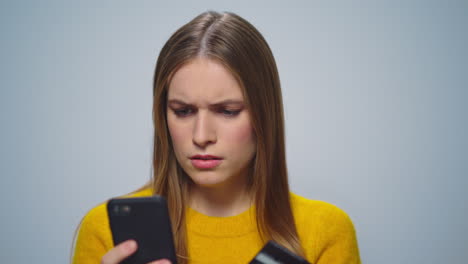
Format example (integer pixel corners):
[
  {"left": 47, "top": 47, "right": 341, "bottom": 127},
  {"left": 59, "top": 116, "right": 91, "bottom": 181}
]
[
  {"left": 101, "top": 239, "right": 172, "bottom": 264},
  {"left": 147, "top": 259, "right": 172, "bottom": 264}
]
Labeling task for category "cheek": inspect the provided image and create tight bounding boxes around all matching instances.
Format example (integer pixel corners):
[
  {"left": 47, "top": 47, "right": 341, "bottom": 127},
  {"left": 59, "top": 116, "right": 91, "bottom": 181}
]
[
  {"left": 167, "top": 120, "right": 187, "bottom": 150},
  {"left": 226, "top": 122, "right": 256, "bottom": 150}
]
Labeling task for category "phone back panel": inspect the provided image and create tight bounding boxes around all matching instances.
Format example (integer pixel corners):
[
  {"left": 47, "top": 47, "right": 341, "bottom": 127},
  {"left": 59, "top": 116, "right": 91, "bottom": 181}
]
[{"left": 107, "top": 196, "right": 177, "bottom": 264}]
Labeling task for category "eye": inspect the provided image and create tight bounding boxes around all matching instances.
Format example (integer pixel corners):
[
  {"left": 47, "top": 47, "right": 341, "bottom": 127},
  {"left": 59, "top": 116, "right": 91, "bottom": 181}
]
[
  {"left": 173, "top": 108, "right": 194, "bottom": 117},
  {"left": 219, "top": 109, "right": 241, "bottom": 117}
]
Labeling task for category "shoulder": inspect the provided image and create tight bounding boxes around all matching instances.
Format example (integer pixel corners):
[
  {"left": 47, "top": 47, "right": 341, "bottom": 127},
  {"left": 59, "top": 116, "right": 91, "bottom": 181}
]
[
  {"left": 289, "top": 192, "right": 357, "bottom": 244},
  {"left": 72, "top": 188, "right": 153, "bottom": 263},
  {"left": 290, "top": 192, "right": 352, "bottom": 222},
  {"left": 81, "top": 188, "right": 154, "bottom": 224},
  {"left": 76, "top": 188, "right": 154, "bottom": 247}
]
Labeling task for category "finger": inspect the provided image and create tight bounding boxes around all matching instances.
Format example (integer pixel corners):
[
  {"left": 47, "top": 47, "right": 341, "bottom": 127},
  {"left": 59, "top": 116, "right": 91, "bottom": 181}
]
[
  {"left": 146, "top": 259, "right": 171, "bottom": 264},
  {"left": 101, "top": 240, "right": 138, "bottom": 264}
]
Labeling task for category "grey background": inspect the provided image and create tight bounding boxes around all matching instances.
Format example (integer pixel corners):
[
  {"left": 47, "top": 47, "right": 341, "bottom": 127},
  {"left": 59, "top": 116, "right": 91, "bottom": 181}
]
[{"left": 1, "top": 0, "right": 467, "bottom": 263}]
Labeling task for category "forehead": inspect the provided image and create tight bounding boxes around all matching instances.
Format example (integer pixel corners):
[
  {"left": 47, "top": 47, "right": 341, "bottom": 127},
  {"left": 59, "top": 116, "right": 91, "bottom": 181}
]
[{"left": 167, "top": 58, "right": 244, "bottom": 103}]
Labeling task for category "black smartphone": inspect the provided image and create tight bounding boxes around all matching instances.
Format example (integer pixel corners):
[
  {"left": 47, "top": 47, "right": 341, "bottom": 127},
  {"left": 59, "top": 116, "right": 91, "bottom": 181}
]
[
  {"left": 107, "top": 196, "right": 177, "bottom": 264},
  {"left": 249, "top": 240, "right": 310, "bottom": 264}
]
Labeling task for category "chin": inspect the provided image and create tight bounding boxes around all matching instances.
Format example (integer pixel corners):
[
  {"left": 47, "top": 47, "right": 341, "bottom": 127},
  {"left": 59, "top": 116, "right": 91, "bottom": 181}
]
[{"left": 187, "top": 171, "right": 229, "bottom": 187}]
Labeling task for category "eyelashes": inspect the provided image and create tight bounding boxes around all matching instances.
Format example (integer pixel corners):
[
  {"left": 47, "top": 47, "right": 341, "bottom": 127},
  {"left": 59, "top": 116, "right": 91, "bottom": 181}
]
[
  {"left": 220, "top": 109, "right": 241, "bottom": 117},
  {"left": 171, "top": 107, "right": 242, "bottom": 118},
  {"left": 172, "top": 108, "right": 194, "bottom": 117}
]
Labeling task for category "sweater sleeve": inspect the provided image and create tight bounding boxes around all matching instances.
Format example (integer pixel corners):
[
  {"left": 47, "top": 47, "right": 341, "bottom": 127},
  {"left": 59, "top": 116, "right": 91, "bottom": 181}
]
[
  {"left": 72, "top": 202, "right": 113, "bottom": 264},
  {"left": 315, "top": 206, "right": 361, "bottom": 264}
]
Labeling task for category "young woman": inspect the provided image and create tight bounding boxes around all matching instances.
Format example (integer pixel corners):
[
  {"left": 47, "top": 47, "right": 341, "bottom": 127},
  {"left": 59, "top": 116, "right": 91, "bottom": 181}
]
[{"left": 72, "top": 11, "right": 361, "bottom": 264}]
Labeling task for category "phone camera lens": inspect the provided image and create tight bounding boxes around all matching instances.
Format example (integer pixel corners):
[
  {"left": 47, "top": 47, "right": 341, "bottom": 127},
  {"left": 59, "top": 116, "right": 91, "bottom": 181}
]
[{"left": 122, "top": 205, "right": 131, "bottom": 214}]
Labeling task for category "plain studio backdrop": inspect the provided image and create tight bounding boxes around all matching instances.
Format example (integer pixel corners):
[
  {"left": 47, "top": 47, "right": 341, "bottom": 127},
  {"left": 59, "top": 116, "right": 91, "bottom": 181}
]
[{"left": 1, "top": 1, "right": 467, "bottom": 263}]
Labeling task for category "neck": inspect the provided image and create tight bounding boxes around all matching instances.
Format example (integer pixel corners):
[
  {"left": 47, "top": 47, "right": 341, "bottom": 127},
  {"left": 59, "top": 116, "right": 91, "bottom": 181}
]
[{"left": 188, "top": 176, "right": 253, "bottom": 217}]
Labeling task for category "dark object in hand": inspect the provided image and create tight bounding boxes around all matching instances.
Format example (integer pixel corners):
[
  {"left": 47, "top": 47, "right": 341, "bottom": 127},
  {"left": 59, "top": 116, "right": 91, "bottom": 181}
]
[{"left": 249, "top": 240, "right": 310, "bottom": 264}]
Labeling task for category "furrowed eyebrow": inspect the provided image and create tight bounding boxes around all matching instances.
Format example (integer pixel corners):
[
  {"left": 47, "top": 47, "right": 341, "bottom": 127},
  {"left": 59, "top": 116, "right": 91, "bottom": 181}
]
[
  {"left": 211, "top": 99, "right": 244, "bottom": 107},
  {"left": 167, "top": 99, "right": 244, "bottom": 107},
  {"left": 167, "top": 99, "right": 193, "bottom": 107}
]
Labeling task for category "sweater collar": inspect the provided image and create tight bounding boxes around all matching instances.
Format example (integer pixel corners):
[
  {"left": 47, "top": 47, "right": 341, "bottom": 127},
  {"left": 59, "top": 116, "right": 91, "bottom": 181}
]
[{"left": 186, "top": 205, "right": 257, "bottom": 237}]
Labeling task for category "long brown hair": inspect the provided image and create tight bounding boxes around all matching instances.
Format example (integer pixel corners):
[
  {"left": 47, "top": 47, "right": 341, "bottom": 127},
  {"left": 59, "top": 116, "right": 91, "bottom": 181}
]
[{"left": 148, "top": 11, "right": 304, "bottom": 263}]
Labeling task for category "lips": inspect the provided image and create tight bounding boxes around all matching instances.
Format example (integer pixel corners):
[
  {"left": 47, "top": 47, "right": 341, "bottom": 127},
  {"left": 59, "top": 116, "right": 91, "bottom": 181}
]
[
  {"left": 190, "top": 154, "right": 222, "bottom": 160},
  {"left": 190, "top": 154, "right": 223, "bottom": 169}
]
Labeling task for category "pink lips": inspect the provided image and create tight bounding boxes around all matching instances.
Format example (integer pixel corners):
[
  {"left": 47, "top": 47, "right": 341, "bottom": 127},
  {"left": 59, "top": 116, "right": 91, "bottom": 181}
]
[{"left": 190, "top": 154, "right": 223, "bottom": 169}]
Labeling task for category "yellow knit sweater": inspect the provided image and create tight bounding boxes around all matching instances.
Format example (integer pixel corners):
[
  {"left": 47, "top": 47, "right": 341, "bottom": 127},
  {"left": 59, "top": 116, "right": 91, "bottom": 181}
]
[{"left": 72, "top": 189, "right": 360, "bottom": 264}]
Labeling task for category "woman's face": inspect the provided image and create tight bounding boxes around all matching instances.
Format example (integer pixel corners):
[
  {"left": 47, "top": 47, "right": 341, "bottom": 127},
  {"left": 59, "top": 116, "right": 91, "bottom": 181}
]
[{"left": 167, "top": 58, "right": 256, "bottom": 188}]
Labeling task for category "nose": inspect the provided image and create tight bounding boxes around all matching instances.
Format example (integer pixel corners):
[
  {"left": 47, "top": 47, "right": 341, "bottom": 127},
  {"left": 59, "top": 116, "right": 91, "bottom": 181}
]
[{"left": 192, "top": 111, "right": 217, "bottom": 148}]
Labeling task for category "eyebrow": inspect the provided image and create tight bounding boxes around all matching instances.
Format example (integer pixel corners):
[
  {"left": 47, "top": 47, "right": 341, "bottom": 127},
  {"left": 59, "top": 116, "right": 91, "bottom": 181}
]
[{"left": 167, "top": 99, "right": 245, "bottom": 107}]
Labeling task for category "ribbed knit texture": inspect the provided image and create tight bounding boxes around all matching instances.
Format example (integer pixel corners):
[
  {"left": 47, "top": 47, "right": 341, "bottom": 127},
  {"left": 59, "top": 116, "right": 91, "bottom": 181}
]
[{"left": 72, "top": 189, "right": 360, "bottom": 264}]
